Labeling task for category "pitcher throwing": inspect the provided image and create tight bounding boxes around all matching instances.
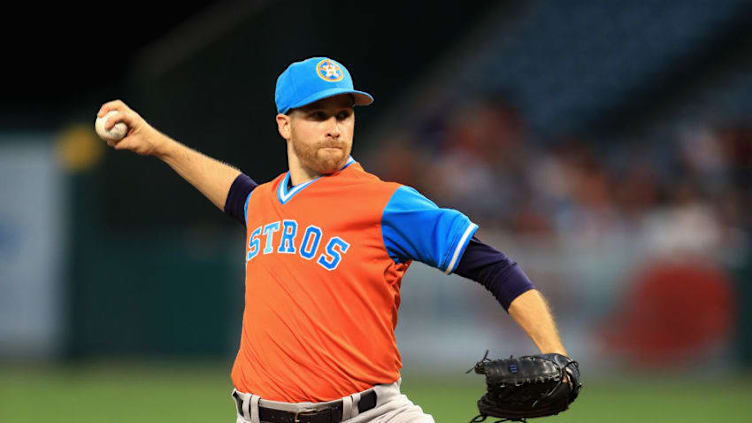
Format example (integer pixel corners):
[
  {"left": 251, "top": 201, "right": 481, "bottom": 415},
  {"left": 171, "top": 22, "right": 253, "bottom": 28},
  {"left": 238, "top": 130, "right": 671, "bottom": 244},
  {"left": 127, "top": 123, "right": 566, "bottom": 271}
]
[{"left": 96, "top": 57, "right": 580, "bottom": 423}]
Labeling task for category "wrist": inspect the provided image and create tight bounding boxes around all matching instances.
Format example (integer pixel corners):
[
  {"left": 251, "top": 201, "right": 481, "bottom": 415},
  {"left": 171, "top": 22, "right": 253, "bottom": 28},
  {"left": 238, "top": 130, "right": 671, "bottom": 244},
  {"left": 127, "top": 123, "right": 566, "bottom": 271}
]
[{"left": 152, "top": 131, "right": 178, "bottom": 160}]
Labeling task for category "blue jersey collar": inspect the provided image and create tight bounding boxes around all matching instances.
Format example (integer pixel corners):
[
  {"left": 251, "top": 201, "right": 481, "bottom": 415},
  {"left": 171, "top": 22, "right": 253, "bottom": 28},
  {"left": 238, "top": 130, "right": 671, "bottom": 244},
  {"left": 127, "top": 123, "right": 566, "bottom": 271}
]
[{"left": 277, "top": 156, "right": 355, "bottom": 204}]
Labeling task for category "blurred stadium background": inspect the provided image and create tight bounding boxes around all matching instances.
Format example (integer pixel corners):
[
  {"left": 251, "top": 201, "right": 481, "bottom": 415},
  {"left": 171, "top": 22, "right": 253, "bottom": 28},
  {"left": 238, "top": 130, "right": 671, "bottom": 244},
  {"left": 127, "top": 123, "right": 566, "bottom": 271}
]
[{"left": 2, "top": 1, "right": 751, "bottom": 422}]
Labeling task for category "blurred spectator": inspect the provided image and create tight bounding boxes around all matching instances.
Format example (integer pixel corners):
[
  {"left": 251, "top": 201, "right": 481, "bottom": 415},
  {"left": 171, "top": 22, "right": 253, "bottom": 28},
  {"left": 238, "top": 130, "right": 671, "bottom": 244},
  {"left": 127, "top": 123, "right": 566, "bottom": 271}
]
[{"left": 369, "top": 93, "right": 748, "bottom": 254}]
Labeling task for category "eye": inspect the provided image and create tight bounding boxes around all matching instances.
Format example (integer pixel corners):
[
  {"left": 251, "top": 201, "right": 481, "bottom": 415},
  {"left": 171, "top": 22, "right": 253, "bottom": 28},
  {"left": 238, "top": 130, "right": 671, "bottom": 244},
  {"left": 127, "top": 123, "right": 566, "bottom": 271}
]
[
  {"left": 337, "top": 110, "right": 352, "bottom": 120},
  {"left": 311, "top": 111, "right": 327, "bottom": 120}
]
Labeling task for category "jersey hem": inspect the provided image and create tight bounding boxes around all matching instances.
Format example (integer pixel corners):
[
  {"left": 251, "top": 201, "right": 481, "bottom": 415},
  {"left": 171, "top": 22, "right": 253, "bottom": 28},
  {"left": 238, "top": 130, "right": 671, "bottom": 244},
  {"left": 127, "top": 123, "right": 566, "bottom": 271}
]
[{"left": 231, "top": 373, "right": 404, "bottom": 403}]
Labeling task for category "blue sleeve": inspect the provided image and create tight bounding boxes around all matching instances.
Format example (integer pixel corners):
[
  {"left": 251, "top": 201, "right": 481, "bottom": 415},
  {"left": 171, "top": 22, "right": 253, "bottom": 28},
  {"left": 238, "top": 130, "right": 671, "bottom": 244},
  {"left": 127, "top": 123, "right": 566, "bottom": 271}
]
[{"left": 381, "top": 185, "right": 478, "bottom": 274}]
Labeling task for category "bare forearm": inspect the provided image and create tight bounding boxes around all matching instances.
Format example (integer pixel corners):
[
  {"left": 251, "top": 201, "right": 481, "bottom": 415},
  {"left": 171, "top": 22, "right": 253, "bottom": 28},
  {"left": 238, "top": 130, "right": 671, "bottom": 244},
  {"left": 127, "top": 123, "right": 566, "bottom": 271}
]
[
  {"left": 155, "top": 136, "right": 241, "bottom": 210},
  {"left": 508, "top": 289, "right": 567, "bottom": 355}
]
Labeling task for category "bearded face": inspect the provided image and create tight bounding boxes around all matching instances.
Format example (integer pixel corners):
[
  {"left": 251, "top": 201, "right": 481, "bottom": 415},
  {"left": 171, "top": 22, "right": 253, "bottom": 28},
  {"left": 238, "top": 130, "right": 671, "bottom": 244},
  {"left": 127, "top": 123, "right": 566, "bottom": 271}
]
[
  {"left": 290, "top": 134, "right": 352, "bottom": 175},
  {"left": 284, "top": 94, "right": 355, "bottom": 176}
]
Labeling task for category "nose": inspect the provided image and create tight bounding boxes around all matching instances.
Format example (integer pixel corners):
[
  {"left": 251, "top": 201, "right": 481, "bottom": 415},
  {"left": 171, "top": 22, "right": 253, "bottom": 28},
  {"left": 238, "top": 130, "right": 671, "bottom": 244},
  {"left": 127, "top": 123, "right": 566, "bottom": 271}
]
[{"left": 325, "top": 116, "right": 341, "bottom": 139}]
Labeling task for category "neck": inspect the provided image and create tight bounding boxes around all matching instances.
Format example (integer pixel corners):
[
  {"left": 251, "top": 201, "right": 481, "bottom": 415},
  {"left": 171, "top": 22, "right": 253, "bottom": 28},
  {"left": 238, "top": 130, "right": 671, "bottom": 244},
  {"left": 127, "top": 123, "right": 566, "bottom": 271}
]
[{"left": 288, "top": 165, "right": 320, "bottom": 186}]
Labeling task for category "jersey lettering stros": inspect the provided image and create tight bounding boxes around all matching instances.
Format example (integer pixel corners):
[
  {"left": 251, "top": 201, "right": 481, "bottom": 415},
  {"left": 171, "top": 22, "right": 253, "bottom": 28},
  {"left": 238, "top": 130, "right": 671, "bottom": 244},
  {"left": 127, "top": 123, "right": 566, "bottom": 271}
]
[
  {"left": 232, "top": 159, "right": 478, "bottom": 402},
  {"left": 246, "top": 220, "right": 350, "bottom": 270}
]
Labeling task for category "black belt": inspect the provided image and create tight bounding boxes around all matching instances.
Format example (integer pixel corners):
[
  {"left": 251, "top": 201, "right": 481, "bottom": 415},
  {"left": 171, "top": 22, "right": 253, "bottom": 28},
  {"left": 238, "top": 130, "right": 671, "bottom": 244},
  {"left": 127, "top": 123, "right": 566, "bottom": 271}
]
[{"left": 233, "top": 389, "right": 377, "bottom": 423}]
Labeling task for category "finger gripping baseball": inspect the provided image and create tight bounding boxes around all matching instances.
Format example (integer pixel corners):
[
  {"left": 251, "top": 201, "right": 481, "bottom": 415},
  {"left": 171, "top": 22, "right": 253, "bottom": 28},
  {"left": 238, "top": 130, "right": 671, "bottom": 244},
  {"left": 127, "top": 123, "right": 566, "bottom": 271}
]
[{"left": 469, "top": 353, "right": 582, "bottom": 422}]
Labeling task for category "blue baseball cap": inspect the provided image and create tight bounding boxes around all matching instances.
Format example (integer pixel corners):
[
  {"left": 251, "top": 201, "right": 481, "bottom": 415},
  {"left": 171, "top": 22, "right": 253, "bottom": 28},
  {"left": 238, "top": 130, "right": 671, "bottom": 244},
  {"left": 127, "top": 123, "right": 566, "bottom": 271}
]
[{"left": 275, "top": 57, "right": 374, "bottom": 114}]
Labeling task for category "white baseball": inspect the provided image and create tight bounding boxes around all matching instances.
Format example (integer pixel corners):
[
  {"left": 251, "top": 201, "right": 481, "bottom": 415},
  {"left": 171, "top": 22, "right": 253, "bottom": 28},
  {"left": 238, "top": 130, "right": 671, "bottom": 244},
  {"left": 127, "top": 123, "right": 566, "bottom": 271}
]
[{"left": 95, "top": 111, "right": 129, "bottom": 143}]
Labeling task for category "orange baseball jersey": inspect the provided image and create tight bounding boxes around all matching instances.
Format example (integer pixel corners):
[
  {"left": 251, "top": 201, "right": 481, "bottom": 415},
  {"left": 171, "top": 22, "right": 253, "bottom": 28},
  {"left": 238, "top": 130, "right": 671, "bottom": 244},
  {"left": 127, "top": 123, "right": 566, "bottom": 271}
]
[{"left": 231, "top": 157, "right": 478, "bottom": 402}]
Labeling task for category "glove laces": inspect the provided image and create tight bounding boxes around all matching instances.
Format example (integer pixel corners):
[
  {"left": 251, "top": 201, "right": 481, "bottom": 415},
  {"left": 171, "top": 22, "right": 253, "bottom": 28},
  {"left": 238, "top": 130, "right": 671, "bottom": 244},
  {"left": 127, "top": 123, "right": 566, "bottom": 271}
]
[
  {"left": 465, "top": 350, "right": 491, "bottom": 374},
  {"left": 469, "top": 415, "right": 527, "bottom": 423}
]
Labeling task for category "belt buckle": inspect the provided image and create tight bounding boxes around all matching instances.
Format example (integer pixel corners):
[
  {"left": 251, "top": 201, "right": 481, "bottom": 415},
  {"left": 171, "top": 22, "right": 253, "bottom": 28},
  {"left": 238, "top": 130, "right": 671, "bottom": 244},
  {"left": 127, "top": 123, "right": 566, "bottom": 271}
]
[{"left": 294, "top": 407, "right": 334, "bottom": 423}]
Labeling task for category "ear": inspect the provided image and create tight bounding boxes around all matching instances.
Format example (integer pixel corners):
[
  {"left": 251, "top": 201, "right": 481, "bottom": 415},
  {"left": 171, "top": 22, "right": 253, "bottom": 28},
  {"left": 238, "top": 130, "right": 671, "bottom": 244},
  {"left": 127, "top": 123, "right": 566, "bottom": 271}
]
[{"left": 276, "top": 113, "right": 291, "bottom": 140}]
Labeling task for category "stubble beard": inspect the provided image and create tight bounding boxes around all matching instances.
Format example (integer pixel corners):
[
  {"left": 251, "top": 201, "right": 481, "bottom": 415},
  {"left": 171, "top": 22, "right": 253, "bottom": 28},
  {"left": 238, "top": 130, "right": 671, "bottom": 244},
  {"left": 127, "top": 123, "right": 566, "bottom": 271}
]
[{"left": 292, "top": 138, "right": 350, "bottom": 175}]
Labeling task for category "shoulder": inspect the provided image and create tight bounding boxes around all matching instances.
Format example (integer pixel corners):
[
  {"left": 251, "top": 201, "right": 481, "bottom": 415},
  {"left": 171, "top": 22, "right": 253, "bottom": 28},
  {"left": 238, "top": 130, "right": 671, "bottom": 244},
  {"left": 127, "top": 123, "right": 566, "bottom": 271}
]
[
  {"left": 245, "top": 172, "right": 287, "bottom": 207},
  {"left": 335, "top": 161, "right": 402, "bottom": 195}
]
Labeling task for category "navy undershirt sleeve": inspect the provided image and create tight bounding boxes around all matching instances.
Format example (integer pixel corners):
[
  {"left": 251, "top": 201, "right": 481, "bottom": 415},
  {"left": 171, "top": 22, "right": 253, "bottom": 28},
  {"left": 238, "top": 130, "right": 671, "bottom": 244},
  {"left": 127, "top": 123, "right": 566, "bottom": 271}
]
[
  {"left": 454, "top": 236, "right": 535, "bottom": 311},
  {"left": 224, "top": 173, "right": 258, "bottom": 225}
]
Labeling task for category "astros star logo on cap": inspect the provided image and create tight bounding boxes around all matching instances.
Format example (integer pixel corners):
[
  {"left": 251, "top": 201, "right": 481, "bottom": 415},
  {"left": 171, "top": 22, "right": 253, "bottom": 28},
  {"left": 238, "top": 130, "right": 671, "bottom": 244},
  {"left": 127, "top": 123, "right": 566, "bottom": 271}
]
[{"left": 316, "top": 59, "right": 344, "bottom": 82}]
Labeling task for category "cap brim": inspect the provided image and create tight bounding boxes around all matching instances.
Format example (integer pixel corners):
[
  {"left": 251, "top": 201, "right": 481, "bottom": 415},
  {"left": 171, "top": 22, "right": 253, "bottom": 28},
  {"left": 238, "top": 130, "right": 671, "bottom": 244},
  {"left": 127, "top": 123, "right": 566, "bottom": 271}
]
[{"left": 286, "top": 88, "right": 374, "bottom": 113}]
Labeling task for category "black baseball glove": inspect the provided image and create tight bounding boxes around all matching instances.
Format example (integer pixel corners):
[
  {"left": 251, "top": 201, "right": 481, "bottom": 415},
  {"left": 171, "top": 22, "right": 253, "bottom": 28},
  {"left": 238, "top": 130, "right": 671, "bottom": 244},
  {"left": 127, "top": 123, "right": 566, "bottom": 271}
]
[{"left": 468, "top": 352, "right": 582, "bottom": 422}]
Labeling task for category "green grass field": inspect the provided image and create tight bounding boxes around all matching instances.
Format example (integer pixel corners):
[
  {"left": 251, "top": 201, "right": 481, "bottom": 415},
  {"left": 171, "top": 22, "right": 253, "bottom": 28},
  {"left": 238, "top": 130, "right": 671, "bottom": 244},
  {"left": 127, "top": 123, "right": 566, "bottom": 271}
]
[{"left": 2, "top": 362, "right": 751, "bottom": 423}]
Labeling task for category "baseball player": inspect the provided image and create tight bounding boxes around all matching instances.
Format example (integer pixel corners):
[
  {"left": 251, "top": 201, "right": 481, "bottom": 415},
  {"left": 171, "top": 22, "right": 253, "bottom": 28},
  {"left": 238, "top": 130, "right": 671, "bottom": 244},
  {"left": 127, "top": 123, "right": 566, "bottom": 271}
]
[{"left": 97, "top": 57, "right": 571, "bottom": 423}]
